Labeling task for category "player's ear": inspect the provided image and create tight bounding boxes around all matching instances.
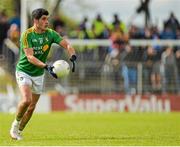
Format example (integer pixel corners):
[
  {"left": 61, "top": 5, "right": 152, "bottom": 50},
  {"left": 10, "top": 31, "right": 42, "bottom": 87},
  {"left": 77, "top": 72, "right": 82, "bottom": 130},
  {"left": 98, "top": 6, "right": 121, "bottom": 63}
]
[{"left": 33, "top": 18, "right": 39, "bottom": 24}]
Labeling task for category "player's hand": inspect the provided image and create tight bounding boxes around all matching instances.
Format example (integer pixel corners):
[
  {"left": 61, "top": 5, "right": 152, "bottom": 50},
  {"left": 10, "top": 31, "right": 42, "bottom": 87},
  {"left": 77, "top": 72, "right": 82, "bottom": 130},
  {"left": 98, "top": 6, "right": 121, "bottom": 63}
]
[
  {"left": 70, "top": 55, "right": 77, "bottom": 72},
  {"left": 44, "top": 64, "right": 58, "bottom": 79}
]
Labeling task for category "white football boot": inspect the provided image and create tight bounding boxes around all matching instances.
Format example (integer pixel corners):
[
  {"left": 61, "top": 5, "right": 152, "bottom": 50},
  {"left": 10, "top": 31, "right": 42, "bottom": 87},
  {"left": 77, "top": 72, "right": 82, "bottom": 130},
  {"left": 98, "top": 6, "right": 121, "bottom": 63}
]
[{"left": 10, "top": 120, "right": 23, "bottom": 140}]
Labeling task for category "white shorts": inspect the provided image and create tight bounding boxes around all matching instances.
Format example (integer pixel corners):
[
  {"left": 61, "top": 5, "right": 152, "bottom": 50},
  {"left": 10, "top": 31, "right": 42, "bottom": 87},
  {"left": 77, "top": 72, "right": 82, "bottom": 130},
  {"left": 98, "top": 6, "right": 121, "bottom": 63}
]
[{"left": 16, "top": 71, "right": 45, "bottom": 94}]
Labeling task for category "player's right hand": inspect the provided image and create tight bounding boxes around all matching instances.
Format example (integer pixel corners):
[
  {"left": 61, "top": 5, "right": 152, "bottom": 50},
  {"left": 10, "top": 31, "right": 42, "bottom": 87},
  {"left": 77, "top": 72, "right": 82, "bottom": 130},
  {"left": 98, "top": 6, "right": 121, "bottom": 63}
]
[{"left": 44, "top": 64, "right": 58, "bottom": 79}]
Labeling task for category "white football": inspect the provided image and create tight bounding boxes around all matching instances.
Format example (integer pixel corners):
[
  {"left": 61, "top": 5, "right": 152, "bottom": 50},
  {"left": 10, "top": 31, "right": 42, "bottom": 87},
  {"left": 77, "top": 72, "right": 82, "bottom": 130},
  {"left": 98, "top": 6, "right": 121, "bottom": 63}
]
[{"left": 53, "top": 60, "right": 70, "bottom": 78}]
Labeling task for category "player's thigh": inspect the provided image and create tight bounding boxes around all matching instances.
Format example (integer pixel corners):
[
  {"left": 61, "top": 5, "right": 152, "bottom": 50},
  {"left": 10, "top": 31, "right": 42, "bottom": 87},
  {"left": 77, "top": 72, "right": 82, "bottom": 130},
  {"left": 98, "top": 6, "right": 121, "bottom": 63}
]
[
  {"left": 19, "top": 85, "right": 33, "bottom": 102},
  {"left": 16, "top": 71, "right": 33, "bottom": 101}
]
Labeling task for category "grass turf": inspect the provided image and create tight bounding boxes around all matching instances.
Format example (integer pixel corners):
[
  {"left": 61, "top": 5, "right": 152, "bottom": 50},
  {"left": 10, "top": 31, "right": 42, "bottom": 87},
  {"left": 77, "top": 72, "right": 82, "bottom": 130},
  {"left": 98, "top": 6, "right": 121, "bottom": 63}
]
[{"left": 0, "top": 112, "right": 180, "bottom": 146}]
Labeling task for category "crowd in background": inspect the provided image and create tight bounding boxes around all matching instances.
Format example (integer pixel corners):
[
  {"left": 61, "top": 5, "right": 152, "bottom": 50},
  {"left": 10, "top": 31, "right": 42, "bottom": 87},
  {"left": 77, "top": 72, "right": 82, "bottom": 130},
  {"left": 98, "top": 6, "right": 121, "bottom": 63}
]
[{"left": 0, "top": 9, "right": 180, "bottom": 94}]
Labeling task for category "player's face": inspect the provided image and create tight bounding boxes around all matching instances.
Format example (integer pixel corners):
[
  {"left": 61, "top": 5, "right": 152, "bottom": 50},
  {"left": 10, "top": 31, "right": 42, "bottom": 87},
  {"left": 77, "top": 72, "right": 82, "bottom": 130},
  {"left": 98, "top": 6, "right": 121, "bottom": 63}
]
[{"left": 36, "top": 15, "right": 49, "bottom": 31}]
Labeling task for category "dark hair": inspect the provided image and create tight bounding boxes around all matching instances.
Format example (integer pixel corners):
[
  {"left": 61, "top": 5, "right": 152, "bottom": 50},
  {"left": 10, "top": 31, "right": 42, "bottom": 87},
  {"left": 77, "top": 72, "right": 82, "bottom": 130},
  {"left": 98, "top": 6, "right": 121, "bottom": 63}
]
[{"left": 32, "top": 8, "right": 49, "bottom": 20}]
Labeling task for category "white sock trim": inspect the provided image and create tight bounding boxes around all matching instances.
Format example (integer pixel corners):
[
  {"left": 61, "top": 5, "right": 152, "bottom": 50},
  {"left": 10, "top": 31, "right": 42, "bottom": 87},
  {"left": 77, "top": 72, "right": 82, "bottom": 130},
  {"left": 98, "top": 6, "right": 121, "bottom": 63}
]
[{"left": 13, "top": 119, "right": 20, "bottom": 125}]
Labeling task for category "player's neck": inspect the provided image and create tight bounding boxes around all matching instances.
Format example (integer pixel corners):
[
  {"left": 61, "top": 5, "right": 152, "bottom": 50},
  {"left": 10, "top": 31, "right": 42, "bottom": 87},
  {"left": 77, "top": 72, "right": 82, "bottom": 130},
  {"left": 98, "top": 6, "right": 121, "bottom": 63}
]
[{"left": 33, "top": 25, "right": 46, "bottom": 34}]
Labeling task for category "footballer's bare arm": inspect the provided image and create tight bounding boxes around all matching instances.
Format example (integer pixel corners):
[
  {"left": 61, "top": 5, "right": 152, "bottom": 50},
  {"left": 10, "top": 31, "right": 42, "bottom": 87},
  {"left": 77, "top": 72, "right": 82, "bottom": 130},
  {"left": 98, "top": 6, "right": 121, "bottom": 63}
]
[
  {"left": 59, "top": 39, "right": 76, "bottom": 57},
  {"left": 24, "top": 48, "right": 46, "bottom": 68}
]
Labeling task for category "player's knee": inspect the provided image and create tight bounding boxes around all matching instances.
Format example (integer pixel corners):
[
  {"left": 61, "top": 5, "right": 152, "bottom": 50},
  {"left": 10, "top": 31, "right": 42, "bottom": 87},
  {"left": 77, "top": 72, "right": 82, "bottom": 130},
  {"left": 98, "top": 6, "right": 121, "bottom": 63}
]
[{"left": 21, "top": 99, "right": 31, "bottom": 107}]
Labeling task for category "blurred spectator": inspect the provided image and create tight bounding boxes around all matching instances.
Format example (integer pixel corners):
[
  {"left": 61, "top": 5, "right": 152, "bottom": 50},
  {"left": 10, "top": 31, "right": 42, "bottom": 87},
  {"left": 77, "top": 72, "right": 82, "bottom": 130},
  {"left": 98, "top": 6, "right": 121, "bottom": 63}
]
[
  {"left": 160, "top": 26, "right": 176, "bottom": 39},
  {"left": 104, "top": 39, "right": 123, "bottom": 91},
  {"left": 151, "top": 26, "right": 160, "bottom": 38},
  {"left": 151, "top": 26, "right": 162, "bottom": 51},
  {"left": 143, "top": 27, "right": 152, "bottom": 39},
  {"left": 148, "top": 46, "right": 162, "bottom": 92},
  {"left": 79, "top": 17, "right": 88, "bottom": 31},
  {"left": 52, "top": 14, "right": 65, "bottom": 36},
  {"left": 120, "top": 44, "right": 137, "bottom": 94},
  {"left": 79, "top": 17, "right": 90, "bottom": 39},
  {"left": 7, "top": 24, "right": 20, "bottom": 47},
  {"left": 129, "top": 25, "right": 142, "bottom": 39},
  {"left": 0, "top": 10, "right": 9, "bottom": 54},
  {"left": 92, "top": 14, "right": 108, "bottom": 39},
  {"left": 111, "top": 13, "right": 127, "bottom": 33},
  {"left": 161, "top": 46, "right": 178, "bottom": 93},
  {"left": 164, "top": 12, "right": 180, "bottom": 34},
  {"left": 9, "top": 11, "right": 20, "bottom": 29},
  {"left": 109, "top": 19, "right": 129, "bottom": 52},
  {"left": 2, "top": 23, "right": 20, "bottom": 72},
  {"left": 143, "top": 46, "right": 156, "bottom": 92}
]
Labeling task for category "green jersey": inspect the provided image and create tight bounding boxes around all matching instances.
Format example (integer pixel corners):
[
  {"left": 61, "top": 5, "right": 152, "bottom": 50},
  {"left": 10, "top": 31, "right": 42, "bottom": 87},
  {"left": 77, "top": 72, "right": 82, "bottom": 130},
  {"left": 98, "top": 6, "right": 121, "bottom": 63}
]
[{"left": 16, "top": 27, "right": 63, "bottom": 76}]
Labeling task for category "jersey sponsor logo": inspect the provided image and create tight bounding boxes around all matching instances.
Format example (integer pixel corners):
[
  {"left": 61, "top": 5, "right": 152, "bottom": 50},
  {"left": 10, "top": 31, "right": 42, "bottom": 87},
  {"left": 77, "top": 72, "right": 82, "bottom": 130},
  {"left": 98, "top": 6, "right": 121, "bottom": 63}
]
[
  {"left": 39, "top": 38, "right": 43, "bottom": 44},
  {"left": 33, "top": 46, "right": 44, "bottom": 55},
  {"left": 42, "top": 44, "right": 49, "bottom": 52},
  {"left": 33, "top": 46, "right": 43, "bottom": 50},
  {"left": 34, "top": 50, "right": 44, "bottom": 55},
  {"left": 32, "top": 39, "right": 38, "bottom": 43},
  {"left": 33, "top": 45, "right": 48, "bottom": 55}
]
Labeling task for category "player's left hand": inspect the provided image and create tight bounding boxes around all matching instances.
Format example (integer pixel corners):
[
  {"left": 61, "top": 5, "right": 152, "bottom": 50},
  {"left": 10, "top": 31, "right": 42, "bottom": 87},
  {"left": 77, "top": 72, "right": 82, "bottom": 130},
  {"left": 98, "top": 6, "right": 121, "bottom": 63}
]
[
  {"left": 70, "top": 55, "right": 77, "bottom": 72},
  {"left": 44, "top": 64, "right": 58, "bottom": 79}
]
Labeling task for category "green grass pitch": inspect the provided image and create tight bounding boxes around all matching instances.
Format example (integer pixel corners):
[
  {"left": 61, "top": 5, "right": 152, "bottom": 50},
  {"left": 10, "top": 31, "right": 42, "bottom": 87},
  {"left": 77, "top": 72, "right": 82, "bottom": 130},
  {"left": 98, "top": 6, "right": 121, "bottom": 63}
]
[{"left": 0, "top": 112, "right": 180, "bottom": 145}]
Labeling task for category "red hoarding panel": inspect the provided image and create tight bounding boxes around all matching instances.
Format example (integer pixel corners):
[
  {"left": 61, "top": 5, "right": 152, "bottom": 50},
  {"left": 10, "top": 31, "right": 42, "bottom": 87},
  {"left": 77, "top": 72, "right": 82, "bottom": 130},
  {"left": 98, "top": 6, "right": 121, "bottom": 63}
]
[{"left": 50, "top": 93, "right": 180, "bottom": 112}]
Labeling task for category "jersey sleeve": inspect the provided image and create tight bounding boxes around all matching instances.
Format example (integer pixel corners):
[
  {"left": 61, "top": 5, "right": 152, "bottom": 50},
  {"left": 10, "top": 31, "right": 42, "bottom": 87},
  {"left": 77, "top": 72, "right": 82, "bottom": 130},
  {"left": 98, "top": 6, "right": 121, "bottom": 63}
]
[
  {"left": 21, "top": 31, "right": 33, "bottom": 49},
  {"left": 51, "top": 30, "right": 63, "bottom": 44}
]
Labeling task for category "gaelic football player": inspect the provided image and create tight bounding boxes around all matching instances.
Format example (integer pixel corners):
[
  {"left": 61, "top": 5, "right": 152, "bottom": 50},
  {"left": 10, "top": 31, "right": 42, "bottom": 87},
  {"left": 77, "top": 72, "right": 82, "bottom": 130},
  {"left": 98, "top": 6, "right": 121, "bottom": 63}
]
[{"left": 10, "top": 8, "right": 76, "bottom": 140}]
